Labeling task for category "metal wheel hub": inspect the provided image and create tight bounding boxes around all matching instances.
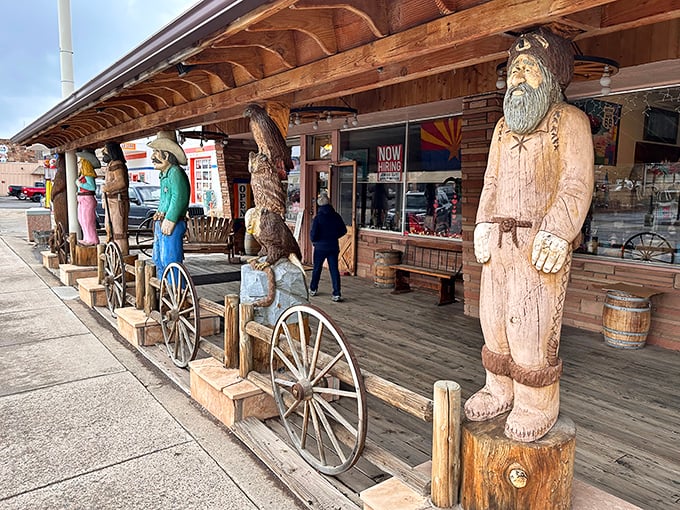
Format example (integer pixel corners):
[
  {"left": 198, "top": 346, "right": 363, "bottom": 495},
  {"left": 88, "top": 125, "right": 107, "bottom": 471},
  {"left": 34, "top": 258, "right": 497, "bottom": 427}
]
[{"left": 291, "top": 380, "right": 314, "bottom": 402}]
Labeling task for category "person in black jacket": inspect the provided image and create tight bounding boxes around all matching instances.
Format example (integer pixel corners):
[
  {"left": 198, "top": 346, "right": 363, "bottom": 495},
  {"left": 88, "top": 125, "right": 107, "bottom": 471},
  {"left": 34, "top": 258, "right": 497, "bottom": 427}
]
[{"left": 309, "top": 191, "right": 347, "bottom": 302}]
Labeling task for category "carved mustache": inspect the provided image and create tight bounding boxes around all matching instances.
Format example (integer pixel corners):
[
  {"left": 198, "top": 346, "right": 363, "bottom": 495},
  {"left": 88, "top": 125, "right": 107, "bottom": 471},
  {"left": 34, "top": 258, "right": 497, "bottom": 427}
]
[{"left": 152, "top": 157, "right": 162, "bottom": 164}]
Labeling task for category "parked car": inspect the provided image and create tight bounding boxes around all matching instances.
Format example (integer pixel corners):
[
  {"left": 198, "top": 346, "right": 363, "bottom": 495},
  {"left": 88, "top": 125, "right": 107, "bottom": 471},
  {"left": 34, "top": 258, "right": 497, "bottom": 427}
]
[
  {"left": 11, "top": 182, "right": 46, "bottom": 201},
  {"left": 386, "top": 188, "right": 453, "bottom": 232},
  {"left": 95, "top": 181, "right": 205, "bottom": 229}
]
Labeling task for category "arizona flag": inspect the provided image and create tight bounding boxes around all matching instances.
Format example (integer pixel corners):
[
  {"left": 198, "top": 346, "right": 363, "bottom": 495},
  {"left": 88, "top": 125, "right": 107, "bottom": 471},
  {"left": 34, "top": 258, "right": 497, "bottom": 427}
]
[{"left": 420, "top": 117, "right": 462, "bottom": 170}]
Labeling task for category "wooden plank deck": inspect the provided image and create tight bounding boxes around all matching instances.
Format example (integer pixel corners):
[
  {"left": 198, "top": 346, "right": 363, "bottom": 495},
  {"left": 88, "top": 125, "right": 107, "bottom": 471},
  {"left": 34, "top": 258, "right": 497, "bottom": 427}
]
[{"left": 182, "top": 253, "right": 680, "bottom": 510}]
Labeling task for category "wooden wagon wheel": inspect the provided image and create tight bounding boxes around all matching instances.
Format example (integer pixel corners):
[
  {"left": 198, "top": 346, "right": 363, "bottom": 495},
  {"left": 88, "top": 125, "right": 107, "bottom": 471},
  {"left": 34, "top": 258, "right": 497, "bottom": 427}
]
[
  {"left": 135, "top": 216, "right": 154, "bottom": 257},
  {"left": 621, "top": 232, "right": 675, "bottom": 264},
  {"left": 53, "top": 222, "right": 69, "bottom": 264},
  {"left": 103, "top": 242, "right": 125, "bottom": 316},
  {"left": 270, "top": 304, "right": 367, "bottom": 475},
  {"left": 159, "top": 262, "right": 200, "bottom": 368}
]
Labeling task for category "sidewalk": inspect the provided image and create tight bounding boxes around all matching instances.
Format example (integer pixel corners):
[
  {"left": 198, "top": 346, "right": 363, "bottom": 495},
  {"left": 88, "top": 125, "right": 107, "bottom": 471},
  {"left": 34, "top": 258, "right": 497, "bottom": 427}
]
[{"left": 0, "top": 230, "right": 305, "bottom": 510}]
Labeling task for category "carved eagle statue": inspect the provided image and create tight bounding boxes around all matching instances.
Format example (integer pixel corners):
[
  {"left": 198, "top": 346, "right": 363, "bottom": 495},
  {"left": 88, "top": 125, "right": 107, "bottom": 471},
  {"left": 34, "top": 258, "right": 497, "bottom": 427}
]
[
  {"left": 243, "top": 103, "right": 293, "bottom": 180},
  {"left": 245, "top": 207, "right": 303, "bottom": 270}
]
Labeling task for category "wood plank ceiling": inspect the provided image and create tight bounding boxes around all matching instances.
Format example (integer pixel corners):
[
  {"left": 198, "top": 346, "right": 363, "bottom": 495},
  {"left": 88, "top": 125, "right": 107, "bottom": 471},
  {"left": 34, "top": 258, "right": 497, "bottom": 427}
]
[{"left": 18, "top": 0, "right": 680, "bottom": 151}]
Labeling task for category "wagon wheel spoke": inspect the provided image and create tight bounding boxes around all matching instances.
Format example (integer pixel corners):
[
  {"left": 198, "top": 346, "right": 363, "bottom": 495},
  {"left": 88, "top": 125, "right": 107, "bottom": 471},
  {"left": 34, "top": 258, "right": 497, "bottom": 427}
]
[
  {"left": 159, "top": 263, "right": 200, "bottom": 368},
  {"left": 310, "top": 399, "right": 347, "bottom": 463},
  {"left": 621, "top": 232, "right": 675, "bottom": 264},
  {"left": 280, "top": 322, "right": 305, "bottom": 376},
  {"left": 307, "top": 400, "right": 327, "bottom": 466},
  {"left": 270, "top": 304, "right": 367, "bottom": 475},
  {"left": 103, "top": 242, "right": 125, "bottom": 317},
  {"left": 135, "top": 217, "right": 154, "bottom": 257}
]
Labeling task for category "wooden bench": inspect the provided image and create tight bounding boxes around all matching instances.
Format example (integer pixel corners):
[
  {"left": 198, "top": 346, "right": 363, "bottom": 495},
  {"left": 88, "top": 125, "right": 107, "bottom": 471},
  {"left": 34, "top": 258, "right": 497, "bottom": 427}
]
[
  {"left": 389, "top": 244, "right": 462, "bottom": 305},
  {"left": 184, "top": 216, "right": 234, "bottom": 256}
]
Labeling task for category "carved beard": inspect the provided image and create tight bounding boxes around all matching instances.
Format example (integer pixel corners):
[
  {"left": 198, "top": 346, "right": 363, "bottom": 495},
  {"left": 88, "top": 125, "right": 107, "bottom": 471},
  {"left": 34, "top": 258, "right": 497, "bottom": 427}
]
[{"left": 503, "top": 65, "right": 562, "bottom": 135}]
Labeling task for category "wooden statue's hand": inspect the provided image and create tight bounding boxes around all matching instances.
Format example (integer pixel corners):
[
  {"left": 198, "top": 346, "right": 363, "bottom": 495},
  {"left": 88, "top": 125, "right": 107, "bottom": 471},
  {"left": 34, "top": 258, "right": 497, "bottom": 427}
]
[
  {"left": 532, "top": 230, "right": 569, "bottom": 273},
  {"left": 474, "top": 223, "right": 493, "bottom": 264},
  {"left": 161, "top": 218, "right": 176, "bottom": 236}
]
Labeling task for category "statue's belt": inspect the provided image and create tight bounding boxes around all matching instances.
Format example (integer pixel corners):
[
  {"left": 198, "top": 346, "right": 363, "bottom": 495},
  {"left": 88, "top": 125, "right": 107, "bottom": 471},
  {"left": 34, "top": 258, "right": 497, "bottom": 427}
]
[{"left": 490, "top": 216, "right": 532, "bottom": 248}]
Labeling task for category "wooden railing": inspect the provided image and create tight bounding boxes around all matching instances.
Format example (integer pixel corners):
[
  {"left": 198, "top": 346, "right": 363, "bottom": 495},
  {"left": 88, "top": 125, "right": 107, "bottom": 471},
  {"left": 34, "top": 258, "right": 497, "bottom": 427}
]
[{"left": 130, "top": 259, "right": 461, "bottom": 507}]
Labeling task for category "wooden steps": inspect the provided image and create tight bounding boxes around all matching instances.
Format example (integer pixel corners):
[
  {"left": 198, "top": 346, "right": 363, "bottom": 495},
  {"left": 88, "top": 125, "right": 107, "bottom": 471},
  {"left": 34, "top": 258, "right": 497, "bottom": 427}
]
[{"left": 231, "top": 417, "right": 361, "bottom": 510}]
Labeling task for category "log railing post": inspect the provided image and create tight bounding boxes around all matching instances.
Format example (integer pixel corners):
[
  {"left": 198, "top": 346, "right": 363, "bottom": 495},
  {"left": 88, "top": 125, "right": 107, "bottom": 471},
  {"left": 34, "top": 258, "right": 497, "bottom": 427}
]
[
  {"left": 239, "top": 303, "right": 254, "bottom": 378},
  {"left": 144, "top": 261, "right": 157, "bottom": 316},
  {"left": 135, "top": 259, "right": 145, "bottom": 310},
  {"left": 97, "top": 244, "right": 105, "bottom": 284},
  {"left": 431, "top": 380, "right": 461, "bottom": 508},
  {"left": 69, "top": 233, "right": 77, "bottom": 265},
  {"left": 224, "top": 294, "right": 239, "bottom": 368}
]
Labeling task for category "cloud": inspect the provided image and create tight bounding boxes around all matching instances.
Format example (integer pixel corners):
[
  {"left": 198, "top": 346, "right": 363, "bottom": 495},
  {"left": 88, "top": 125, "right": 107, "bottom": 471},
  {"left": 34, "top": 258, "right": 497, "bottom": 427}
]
[{"left": 2, "top": 0, "right": 197, "bottom": 139}]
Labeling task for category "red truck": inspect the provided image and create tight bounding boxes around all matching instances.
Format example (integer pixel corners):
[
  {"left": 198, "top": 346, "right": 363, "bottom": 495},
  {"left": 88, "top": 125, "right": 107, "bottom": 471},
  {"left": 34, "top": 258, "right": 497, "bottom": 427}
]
[{"left": 8, "top": 182, "right": 46, "bottom": 202}]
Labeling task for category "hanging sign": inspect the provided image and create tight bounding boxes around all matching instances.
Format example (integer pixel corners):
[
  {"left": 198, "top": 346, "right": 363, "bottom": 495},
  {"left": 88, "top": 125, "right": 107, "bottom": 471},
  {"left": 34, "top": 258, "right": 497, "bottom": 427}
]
[{"left": 377, "top": 144, "right": 403, "bottom": 182}]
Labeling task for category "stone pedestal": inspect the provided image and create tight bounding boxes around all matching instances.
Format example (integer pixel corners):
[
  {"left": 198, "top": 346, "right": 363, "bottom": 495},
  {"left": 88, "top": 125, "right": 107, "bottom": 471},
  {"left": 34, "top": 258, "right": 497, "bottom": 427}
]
[
  {"left": 59, "top": 264, "right": 98, "bottom": 286},
  {"left": 189, "top": 357, "right": 278, "bottom": 427},
  {"left": 77, "top": 276, "right": 107, "bottom": 308},
  {"left": 461, "top": 414, "right": 576, "bottom": 510},
  {"left": 240, "top": 258, "right": 308, "bottom": 326},
  {"left": 26, "top": 207, "right": 51, "bottom": 242}
]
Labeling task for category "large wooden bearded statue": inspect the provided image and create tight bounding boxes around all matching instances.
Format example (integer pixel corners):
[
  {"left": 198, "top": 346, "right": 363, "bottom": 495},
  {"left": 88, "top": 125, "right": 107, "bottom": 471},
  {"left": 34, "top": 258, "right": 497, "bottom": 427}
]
[
  {"left": 101, "top": 142, "right": 130, "bottom": 254},
  {"left": 465, "top": 28, "right": 594, "bottom": 442}
]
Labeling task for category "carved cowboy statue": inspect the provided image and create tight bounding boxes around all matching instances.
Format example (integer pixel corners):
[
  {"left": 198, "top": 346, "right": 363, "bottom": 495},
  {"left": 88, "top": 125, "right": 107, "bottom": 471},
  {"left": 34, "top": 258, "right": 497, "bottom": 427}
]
[
  {"left": 101, "top": 142, "right": 130, "bottom": 255},
  {"left": 464, "top": 27, "right": 594, "bottom": 442},
  {"left": 147, "top": 130, "right": 190, "bottom": 278}
]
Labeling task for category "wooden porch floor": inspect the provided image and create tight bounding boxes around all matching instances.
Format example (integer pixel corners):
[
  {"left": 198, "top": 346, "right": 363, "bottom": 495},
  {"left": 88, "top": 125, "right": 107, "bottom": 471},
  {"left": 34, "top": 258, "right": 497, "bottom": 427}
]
[{"left": 184, "top": 253, "right": 680, "bottom": 510}]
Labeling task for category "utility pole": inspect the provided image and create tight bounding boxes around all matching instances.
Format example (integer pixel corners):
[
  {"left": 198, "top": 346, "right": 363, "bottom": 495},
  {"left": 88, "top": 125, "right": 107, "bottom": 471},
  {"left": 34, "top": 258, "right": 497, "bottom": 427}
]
[{"left": 57, "top": 0, "right": 79, "bottom": 237}]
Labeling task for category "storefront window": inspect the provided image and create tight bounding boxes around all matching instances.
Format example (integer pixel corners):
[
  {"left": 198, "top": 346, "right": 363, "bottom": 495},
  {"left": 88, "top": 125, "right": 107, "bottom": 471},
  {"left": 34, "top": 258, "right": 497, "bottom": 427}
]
[
  {"left": 285, "top": 143, "right": 301, "bottom": 223},
  {"left": 404, "top": 117, "right": 462, "bottom": 239},
  {"left": 340, "top": 124, "right": 406, "bottom": 230},
  {"left": 573, "top": 86, "right": 680, "bottom": 265}
]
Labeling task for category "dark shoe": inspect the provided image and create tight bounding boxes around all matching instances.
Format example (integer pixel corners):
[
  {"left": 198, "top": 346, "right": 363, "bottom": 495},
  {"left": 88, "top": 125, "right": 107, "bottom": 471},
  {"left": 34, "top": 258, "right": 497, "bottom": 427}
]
[{"left": 332, "top": 295, "right": 343, "bottom": 302}]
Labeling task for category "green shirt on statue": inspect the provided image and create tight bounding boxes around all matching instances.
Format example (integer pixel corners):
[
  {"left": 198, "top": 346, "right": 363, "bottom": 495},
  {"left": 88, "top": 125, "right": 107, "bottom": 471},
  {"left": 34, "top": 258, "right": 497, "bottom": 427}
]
[{"left": 158, "top": 165, "right": 190, "bottom": 223}]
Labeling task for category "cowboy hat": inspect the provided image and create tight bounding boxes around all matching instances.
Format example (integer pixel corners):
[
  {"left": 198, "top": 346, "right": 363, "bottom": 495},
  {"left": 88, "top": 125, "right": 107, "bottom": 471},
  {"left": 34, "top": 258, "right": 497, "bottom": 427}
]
[
  {"left": 75, "top": 148, "right": 101, "bottom": 169},
  {"left": 147, "top": 130, "right": 187, "bottom": 166}
]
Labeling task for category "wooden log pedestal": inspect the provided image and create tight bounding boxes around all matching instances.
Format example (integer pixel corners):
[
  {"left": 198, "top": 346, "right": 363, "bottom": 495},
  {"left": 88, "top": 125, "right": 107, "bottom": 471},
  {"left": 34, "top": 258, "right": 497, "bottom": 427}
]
[{"left": 461, "top": 414, "right": 576, "bottom": 510}]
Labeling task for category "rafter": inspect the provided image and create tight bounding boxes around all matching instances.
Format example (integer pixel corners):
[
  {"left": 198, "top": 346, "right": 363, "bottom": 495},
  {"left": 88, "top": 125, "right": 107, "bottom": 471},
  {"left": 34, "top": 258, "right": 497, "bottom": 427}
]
[
  {"left": 248, "top": 8, "right": 338, "bottom": 55},
  {"left": 290, "top": 0, "right": 390, "bottom": 38},
  {"left": 211, "top": 30, "right": 297, "bottom": 68},
  {"left": 185, "top": 48, "right": 264, "bottom": 80}
]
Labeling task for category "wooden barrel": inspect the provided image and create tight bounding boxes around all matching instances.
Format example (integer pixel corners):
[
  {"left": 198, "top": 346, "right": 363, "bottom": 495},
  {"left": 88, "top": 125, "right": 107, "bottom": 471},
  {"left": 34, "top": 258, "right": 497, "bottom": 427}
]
[
  {"left": 602, "top": 291, "right": 651, "bottom": 349},
  {"left": 374, "top": 250, "right": 401, "bottom": 288},
  {"left": 244, "top": 232, "right": 261, "bottom": 256}
]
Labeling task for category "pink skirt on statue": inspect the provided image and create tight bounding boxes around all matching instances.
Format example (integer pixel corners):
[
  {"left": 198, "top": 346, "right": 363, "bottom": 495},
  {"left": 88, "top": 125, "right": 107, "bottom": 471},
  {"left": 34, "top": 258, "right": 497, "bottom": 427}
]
[{"left": 77, "top": 194, "right": 99, "bottom": 245}]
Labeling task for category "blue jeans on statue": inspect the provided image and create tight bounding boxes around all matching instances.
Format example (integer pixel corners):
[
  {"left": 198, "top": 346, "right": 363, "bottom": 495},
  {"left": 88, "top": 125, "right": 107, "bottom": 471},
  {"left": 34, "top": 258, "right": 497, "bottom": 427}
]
[
  {"left": 310, "top": 247, "right": 341, "bottom": 297},
  {"left": 152, "top": 219, "right": 186, "bottom": 279}
]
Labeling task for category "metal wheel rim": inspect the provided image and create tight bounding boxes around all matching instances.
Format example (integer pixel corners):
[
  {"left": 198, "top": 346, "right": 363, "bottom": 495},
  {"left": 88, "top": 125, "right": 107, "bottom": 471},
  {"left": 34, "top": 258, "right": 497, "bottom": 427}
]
[
  {"left": 103, "top": 242, "right": 125, "bottom": 316},
  {"left": 159, "top": 262, "right": 200, "bottom": 368},
  {"left": 621, "top": 232, "right": 675, "bottom": 264},
  {"left": 135, "top": 216, "right": 154, "bottom": 257},
  {"left": 270, "top": 304, "right": 367, "bottom": 475}
]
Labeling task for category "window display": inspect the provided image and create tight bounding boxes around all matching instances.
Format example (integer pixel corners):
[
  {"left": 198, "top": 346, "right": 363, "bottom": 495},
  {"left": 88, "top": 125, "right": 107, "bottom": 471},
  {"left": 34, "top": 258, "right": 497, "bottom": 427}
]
[
  {"left": 339, "top": 116, "right": 463, "bottom": 239},
  {"left": 574, "top": 86, "right": 680, "bottom": 265}
]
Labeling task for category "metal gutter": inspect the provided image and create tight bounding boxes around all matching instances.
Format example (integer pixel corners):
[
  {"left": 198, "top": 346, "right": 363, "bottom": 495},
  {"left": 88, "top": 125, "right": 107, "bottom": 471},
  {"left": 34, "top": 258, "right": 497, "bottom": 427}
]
[{"left": 12, "top": 0, "right": 267, "bottom": 145}]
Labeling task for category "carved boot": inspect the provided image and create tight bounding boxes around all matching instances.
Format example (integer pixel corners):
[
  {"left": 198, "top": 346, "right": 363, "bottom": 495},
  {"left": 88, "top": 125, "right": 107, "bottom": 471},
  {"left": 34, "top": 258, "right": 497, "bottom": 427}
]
[
  {"left": 504, "top": 360, "right": 562, "bottom": 442},
  {"left": 464, "top": 346, "right": 514, "bottom": 421}
]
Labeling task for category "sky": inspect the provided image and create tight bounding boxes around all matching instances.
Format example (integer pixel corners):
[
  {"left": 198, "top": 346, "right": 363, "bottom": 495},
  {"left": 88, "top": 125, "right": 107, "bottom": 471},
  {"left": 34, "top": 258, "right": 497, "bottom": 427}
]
[{"left": 1, "top": 0, "right": 199, "bottom": 139}]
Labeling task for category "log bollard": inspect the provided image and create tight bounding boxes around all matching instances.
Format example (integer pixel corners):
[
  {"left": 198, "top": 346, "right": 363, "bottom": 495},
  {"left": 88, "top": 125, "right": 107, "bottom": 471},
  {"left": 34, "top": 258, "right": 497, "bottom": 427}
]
[
  {"left": 224, "top": 294, "right": 239, "bottom": 368},
  {"left": 431, "top": 380, "right": 461, "bottom": 508},
  {"left": 239, "top": 303, "right": 254, "bottom": 378},
  {"left": 135, "top": 259, "right": 145, "bottom": 310}
]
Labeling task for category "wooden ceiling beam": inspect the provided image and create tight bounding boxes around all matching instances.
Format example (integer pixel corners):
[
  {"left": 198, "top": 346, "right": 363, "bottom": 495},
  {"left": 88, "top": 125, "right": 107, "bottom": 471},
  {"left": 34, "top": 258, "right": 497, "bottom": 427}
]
[
  {"left": 575, "top": 0, "right": 680, "bottom": 38},
  {"left": 55, "top": 0, "right": 640, "bottom": 150},
  {"left": 290, "top": 0, "right": 390, "bottom": 38},
  {"left": 98, "top": 105, "right": 136, "bottom": 122},
  {"left": 211, "top": 30, "right": 297, "bottom": 68},
  {"left": 185, "top": 48, "right": 264, "bottom": 80},
  {"left": 248, "top": 8, "right": 338, "bottom": 55}
]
